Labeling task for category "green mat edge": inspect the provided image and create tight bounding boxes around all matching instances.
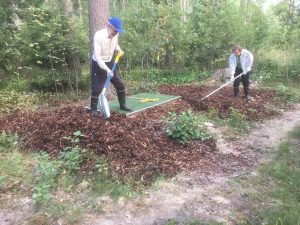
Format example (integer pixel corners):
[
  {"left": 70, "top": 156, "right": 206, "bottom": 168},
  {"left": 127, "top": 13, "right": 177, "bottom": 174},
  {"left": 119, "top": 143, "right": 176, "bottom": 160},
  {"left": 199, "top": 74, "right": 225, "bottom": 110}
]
[
  {"left": 108, "top": 92, "right": 181, "bottom": 116},
  {"left": 85, "top": 93, "right": 182, "bottom": 116},
  {"left": 124, "top": 95, "right": 181, "bottom": 116}
]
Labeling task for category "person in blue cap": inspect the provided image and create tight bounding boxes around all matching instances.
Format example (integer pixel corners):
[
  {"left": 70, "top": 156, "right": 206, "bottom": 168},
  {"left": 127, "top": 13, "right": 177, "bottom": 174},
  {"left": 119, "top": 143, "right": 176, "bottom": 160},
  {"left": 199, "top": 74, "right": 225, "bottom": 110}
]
[{"left": 89, "top": 17, "right": 132, "bottom": 117}]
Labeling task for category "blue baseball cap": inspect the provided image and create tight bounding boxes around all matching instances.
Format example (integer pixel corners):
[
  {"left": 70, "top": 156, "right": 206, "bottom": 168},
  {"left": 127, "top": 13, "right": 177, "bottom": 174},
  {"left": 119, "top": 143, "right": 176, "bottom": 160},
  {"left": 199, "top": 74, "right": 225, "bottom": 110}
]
[{"left": 108, "top": 17, "right": 123, "bottom": 33}]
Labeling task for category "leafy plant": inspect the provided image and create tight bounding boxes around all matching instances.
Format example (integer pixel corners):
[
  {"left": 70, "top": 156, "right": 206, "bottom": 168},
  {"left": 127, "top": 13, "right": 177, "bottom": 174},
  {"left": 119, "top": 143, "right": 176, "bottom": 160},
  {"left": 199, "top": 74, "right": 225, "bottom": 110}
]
[
  {"left": 63, "top": 130, "right": 85, "bottom": 144},
  {"left": 207, "top": 107, "right": 220, "bottom": 120},
  {"left": 276, "top": 84, "right": 294, "bottom": 101},
  {"left": 0, "top": 132, "right": 19, "bottom": 152},
  {"left": 229, "top": 107, "right": 250, "bottom": 132},
  {"left": 33, "top": 152, "right": 60, "bottom": 206},
  {"left": 60, "top": 131, "right": 86, "bottom": 173},
  {"left": 60, "top": 147, "right": 83, "bottom": 173},
  {"left": 164, "top": 110, "right": 212, "bottom": 144}
]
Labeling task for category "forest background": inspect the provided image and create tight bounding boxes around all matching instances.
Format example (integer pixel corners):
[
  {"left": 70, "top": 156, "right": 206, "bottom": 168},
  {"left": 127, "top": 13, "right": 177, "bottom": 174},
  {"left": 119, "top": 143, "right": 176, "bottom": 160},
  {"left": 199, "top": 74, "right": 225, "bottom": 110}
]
[
  {"left": 0, "top": 1, "right": 300, "bottom": 224},
  {"left": 0, "top": 0, "right": 299, "bottom": 98}
]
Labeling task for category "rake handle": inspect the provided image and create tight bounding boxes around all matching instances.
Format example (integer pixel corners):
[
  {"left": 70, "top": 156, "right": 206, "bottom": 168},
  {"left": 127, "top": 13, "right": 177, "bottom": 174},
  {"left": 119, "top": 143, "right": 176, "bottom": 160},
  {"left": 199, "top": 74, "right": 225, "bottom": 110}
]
[
  {"left": 102, "top": 51, "right": 124, "bottom": 94},
  {"left": 201, "top": 72, "right": 244, "bottom": 101}
]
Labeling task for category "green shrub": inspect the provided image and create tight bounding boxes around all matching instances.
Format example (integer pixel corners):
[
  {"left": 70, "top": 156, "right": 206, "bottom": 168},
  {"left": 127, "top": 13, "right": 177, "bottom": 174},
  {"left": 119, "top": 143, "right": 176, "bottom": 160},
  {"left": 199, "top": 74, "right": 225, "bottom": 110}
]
[
  {"left": 0, "top": 90, "right": 40, "bottom": 114},
  {"left": 33, "top": 152, "right": 60, "bottom": 206},
  {"left": 207, "top": 107, "right": 220, "bottom": 120},
  {"left": 60, "top": 147, "right": 83, "bottom": 173},
  {"left": 29, "top": 75, "right": 86, "bottom": 93},
  {"left": 0, "top": 132, "right": 19, "bottom": 152},
  {"left": 60, "top": 131, "right": 85, "bottom": 173},
  {"left": 164, "top": 110, "right": 212, "bottom": 144},
  {"left": 229, "top": 107, "right": 250, "bottom": 132},
  {"left": 125, "top": 68, "right": 209, "bottom": 85},
  {"left": 276, "top": 83, "right": 294, "bottom": 101}
]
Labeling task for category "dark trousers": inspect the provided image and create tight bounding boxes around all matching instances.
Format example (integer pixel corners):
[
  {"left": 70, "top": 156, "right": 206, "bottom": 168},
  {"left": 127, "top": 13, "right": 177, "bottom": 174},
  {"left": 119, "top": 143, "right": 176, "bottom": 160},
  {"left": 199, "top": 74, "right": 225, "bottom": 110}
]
[
  {"left": 233, "top": 67, "right": 251, "bottom": 97},
  {"left": 91, "top": 59, "right": 125, "bottom": 98},
  {"left": 90, "top": 59, "right": 126, "bottom": 110}
]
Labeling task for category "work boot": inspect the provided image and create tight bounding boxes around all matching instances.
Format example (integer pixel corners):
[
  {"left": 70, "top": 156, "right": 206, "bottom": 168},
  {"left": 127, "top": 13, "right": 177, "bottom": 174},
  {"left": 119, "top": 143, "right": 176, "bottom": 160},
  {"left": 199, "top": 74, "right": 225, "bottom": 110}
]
[
  {"left": 242, "top": 95, "right": 252, "bottom": 100},
  {"left": 242, "top": 87, "right": 251, "bottom": 100},
  {"left": 233, "top": 87, "right": 239, "bottom": 98},
  {"left": 117, "top": 91, "right": 132, "bottom": 112},
  {"left": 91, "top": 110, "right": 101, "bottom": 117},
  {"left": 90, "top": 96, "right": 100, "bottom": 117}
]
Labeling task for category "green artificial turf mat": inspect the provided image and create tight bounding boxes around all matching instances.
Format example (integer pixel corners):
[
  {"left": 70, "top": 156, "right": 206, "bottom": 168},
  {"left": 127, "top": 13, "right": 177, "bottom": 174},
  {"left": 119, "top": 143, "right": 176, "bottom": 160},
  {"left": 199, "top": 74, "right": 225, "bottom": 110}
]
[{"left": 109, "top": 92, "right": 181, "bottom": 116}]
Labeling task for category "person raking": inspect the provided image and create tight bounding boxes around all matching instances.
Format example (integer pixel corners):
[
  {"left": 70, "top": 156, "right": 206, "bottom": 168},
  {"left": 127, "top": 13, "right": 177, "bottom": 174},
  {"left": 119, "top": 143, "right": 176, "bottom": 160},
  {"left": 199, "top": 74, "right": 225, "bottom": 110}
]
[
  {"left": 89, "top": 17, "right": 132, "bottom": 117},
  {"left": 229, "top": 45, "right": 254, "bottom": 100}
]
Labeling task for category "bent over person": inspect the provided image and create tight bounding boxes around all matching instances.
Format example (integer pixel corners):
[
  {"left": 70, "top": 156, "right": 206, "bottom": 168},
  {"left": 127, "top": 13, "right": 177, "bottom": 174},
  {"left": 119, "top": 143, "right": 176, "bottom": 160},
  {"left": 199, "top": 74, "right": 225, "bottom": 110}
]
[
  {"left": 89, "top": 17, "right": 132, "bottom": 117},
  {"left": 229, "top": 45, "right": 254, "bottom": 100}
]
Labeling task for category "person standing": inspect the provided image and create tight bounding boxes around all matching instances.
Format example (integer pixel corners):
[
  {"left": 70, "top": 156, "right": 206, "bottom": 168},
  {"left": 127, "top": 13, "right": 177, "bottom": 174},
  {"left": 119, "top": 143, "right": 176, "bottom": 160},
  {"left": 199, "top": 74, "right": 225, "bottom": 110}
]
[
  {"left": 89, "top": 17, "right": 132, "bottom": 117},
  {"left": 229, "top": 45, "right": 254, "bottom": 99}
]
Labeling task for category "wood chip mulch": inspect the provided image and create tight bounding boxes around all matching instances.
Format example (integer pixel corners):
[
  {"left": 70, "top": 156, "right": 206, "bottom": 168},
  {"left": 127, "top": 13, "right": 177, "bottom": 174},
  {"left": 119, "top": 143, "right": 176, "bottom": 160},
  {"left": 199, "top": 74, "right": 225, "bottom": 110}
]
[{"left": 0, "top": 85, "right": 280, "bottom": 183}]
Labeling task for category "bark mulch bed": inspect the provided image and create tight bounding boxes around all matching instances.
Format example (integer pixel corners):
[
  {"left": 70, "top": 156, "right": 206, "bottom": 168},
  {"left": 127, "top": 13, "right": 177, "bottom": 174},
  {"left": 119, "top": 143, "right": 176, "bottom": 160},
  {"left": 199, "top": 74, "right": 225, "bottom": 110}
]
[
  {"left": 0, "top": 85, "right": 280, "bottom": 183},
  {"left": 158, "top": 85, "right": 279, "bottom": 121}
]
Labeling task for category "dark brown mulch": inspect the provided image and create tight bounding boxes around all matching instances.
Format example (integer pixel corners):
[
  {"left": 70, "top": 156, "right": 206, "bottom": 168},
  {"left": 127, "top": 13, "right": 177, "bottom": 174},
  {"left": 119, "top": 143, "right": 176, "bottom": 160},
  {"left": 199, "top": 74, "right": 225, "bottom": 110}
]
[
  {"left": 158, "top": 85, "right": 279, "bottom": 120},
  {"left": 0, "top": 85, "right": 280, "bottom": 183}
]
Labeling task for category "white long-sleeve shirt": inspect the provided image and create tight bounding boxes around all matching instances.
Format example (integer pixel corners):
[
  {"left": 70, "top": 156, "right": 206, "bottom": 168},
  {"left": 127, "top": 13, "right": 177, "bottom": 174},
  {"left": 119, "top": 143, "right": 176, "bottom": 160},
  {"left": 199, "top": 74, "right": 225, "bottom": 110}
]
[
  {"left": 92, "top": 28, "right": 122, "bottom": 72},
  {"left": 229, "top": 49, "right": 254, "bottom": 76}
]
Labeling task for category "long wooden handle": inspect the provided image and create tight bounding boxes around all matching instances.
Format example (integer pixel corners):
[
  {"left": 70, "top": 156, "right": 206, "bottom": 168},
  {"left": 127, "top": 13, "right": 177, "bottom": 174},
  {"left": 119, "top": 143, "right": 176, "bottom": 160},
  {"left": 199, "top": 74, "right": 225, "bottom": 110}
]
[{"left": 201, "top": 72, "right": 244, "bottom": 101}]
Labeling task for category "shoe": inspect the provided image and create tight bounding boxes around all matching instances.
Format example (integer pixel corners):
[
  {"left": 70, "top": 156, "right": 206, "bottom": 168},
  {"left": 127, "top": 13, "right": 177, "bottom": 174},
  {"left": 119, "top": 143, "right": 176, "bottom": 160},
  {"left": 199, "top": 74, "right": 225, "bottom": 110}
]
[
  {"left": 120, "top": 104, "right": 132, "bottom": 112},
  {"left": 118, "top": 91, "right": 133, "bottom": 112},
  {"left": 90, "top": 96, "right": 100, "bottom": 117},
  {"left": 85, "top": 107, "right": 91, "bottom": 113},
  {"left": 91, "top": 110, "right": 101, "bottom": 117},
  {"left": 242, "top": 95, "right": 252, "bottom": 100}
]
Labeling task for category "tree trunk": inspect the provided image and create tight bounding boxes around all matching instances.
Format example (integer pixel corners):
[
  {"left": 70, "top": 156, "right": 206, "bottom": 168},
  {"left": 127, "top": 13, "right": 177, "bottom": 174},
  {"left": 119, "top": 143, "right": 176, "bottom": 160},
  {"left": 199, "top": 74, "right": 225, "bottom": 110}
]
[
  {"left": 180, "top": 0, "right": 188, "bottom": 21},
  {"left": 88, "top": 0, "right": 110, "bottom": 52},
  {"left": 78, "top": 0, "right": 83, "bottom": 22},
  {"left": 60, "top": 0, "right": 82, "bottom": 90}
]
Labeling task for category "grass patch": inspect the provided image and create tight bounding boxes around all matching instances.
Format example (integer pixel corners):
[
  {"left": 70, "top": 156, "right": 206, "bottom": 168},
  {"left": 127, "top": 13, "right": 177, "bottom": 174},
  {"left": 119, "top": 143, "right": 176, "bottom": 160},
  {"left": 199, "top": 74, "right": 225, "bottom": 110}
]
[
  {"left": 24, "top": 130, "right": 139, "bottom": 222},
  {"left": 0, "top": 132, "right": 34, "bottom": 189},
  {"left": 261, "top": 79, "right": 300, "bottom": 103},
  {"left": 0, "top": 150, "right": 34, "bottom": 188},
  {"left": 0, "top": 90, "right": 89, "bottom": 115},
  {"left": 234, "top": 125, "right": 300, "bottom": 225},
  {"left": 89, "top": 172, "right": 134, "bottom": 201},
  {"left": 288, "top": 125, "right": 300, "bottom": 139},
  {"left": 164, "top": 218, "right": 223, "bottom": 225},
  {"left": 258, "top": 140, "right": 300, "bottom": 225}
]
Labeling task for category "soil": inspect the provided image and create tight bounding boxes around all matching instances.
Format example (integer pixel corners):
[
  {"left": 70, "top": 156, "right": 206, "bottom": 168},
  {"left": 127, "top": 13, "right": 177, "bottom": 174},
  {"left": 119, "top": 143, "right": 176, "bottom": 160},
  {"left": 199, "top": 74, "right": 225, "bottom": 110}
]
[
  {"left": 0, "top": 85, "right": 280, "bottom": 183},
  {"left": 1, "top": 84, "right": 299, "bottom": 225}
]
